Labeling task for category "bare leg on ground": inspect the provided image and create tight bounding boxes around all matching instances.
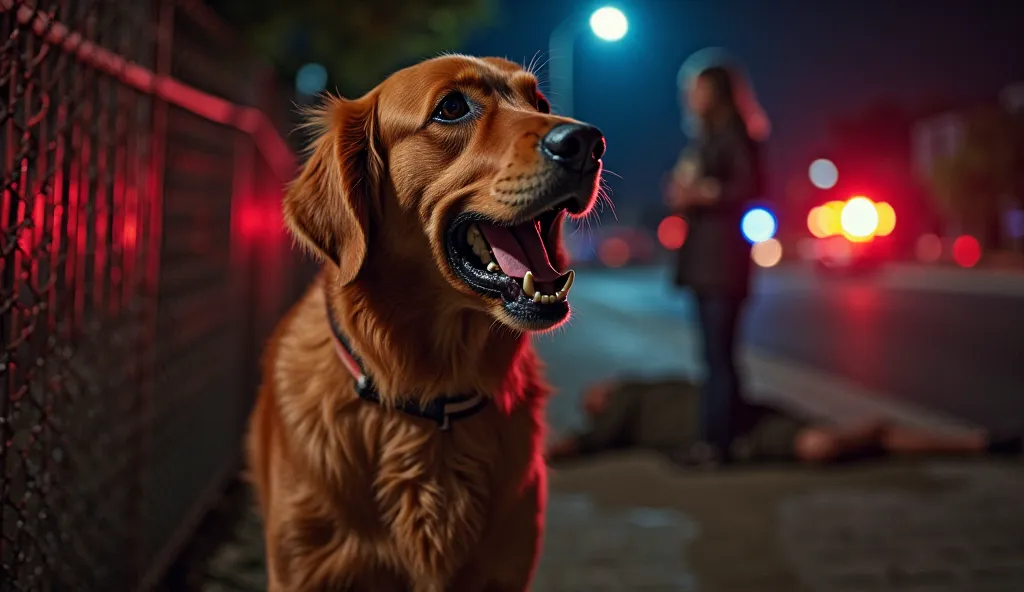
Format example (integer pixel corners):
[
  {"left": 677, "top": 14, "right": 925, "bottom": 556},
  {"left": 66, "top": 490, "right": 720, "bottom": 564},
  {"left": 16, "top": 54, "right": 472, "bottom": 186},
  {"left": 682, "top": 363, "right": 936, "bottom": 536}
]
[{"left": 545, "top": 380, "right": 618, "bottom": 461}]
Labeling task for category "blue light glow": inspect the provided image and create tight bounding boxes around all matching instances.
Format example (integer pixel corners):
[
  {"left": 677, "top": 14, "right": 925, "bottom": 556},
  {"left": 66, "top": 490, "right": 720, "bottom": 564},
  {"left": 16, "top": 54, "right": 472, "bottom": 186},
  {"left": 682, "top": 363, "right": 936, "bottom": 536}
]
[
  {"left": 296, "top": 63, "right": 328, "bottom": 96},
  {"left": 741, "top": 207, "right": 777, "bottom": 244}
]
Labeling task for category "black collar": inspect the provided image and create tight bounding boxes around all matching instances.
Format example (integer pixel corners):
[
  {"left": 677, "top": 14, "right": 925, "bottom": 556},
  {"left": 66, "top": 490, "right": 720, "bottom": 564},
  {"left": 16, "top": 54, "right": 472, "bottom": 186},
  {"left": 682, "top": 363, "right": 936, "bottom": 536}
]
[{"left": 325, "top": 298, "right": 487, "bottom": 430}]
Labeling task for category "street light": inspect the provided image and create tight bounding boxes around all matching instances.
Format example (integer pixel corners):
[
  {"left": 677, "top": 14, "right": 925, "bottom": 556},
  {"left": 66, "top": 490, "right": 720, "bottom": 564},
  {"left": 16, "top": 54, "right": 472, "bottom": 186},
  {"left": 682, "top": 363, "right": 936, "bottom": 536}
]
[
  {"left": 549, "top": 6, "right": 628, "bottom": 118},
  {"left": 589, "top": 7, "right": 628, "bottom": 41}
]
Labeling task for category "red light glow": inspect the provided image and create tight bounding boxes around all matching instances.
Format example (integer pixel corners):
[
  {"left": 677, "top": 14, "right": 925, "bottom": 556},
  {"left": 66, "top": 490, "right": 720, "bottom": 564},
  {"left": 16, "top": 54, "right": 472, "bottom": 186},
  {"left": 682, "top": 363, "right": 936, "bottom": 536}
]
[
  {"left": 916, "top": 234, "right": 942, "bottom": 263},
  {"left": 657, "top": 215, "right": 688, "bottom": 250},
  {"left": 952, "top": 235, "right": 981, "bottom": 268},
  {"left": 598, "top": 237, "right": 630, "bottom": 268}
]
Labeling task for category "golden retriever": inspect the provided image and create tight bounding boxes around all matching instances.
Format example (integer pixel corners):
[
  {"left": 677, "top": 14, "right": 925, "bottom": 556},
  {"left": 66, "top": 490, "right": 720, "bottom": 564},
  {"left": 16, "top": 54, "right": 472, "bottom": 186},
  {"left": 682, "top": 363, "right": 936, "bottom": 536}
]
[{"left": 246, "top": 54, "right": 605, "bottom": 591}]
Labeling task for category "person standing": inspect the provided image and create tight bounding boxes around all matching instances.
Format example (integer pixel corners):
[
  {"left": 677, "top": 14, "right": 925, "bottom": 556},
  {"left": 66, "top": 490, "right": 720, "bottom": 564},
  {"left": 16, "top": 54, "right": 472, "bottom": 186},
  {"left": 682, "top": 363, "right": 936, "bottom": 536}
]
[{"left": 665, "top": 50, "right": 769, "bottom": 464}]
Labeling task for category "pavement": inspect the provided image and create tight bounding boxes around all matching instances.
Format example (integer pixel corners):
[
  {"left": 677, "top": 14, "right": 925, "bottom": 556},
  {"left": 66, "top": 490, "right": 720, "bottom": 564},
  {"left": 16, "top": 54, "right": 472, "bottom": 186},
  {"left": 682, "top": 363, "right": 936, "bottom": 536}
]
[{"left": 172, "top": 264, "right": 1024, "bottom": 592}]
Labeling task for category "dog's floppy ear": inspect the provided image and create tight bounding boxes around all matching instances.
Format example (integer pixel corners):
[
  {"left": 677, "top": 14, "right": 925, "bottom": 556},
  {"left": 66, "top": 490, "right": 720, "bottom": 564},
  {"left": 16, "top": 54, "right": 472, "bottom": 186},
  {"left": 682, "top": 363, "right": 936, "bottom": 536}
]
[{"left": 284, "top": 94, "right": 381, "bottom": 285}]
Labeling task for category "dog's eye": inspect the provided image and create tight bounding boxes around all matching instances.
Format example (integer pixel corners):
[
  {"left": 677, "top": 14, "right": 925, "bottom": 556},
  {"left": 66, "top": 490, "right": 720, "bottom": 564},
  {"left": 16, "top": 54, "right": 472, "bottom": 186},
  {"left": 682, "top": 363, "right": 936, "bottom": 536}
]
[
  {"left": 536, "top": 95, "right": 551, "bottom": 114},
  {"left": 433, "top": 92, "right": 471, "bottom": 122}
]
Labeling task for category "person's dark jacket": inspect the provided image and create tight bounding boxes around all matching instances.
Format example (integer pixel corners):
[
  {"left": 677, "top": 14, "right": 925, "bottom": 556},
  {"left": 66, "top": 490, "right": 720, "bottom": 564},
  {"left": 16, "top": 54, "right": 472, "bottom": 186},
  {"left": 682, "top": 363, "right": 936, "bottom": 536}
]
[{"left": 673, "top": 114, "right": 763, "bottom": 297}]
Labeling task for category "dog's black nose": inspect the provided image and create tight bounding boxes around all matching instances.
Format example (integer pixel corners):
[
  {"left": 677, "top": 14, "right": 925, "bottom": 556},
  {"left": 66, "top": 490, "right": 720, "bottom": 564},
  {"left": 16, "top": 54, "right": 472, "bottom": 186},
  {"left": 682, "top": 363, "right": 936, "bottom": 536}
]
[{"left": 541, "top": 123, "right": 605, "bottom": 171}]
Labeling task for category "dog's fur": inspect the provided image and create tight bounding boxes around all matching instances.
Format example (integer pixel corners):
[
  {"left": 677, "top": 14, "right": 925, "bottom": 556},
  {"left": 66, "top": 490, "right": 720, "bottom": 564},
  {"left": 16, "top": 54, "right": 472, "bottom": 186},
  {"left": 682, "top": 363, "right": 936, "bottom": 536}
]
[{"left": 246, "top": 55, "right": 603, "bottom": 591}]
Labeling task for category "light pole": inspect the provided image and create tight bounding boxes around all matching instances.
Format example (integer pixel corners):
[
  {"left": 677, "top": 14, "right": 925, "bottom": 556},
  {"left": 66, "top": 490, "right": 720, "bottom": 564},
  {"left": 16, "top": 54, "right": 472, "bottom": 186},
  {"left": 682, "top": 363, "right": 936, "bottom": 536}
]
[{"left": 548, "top": 6, "right": 628, "bottom": 118}]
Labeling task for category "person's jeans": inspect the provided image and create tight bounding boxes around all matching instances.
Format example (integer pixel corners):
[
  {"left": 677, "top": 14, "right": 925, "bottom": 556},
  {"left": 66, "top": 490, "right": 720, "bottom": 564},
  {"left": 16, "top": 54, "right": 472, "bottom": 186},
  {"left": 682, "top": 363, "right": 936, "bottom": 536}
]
[{"left": 695, "top": 294, "right": 746, "bottom": 457}]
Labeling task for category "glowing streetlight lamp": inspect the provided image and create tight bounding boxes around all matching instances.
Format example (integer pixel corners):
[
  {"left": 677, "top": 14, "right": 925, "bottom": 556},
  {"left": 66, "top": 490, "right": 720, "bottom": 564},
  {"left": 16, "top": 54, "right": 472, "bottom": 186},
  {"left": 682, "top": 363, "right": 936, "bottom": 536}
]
[
  {"left": 549, "top": 6, "right": 628, "bottom": 118},
  {"left": 589, "top": 7, "right": 628, "bottom": 41}
]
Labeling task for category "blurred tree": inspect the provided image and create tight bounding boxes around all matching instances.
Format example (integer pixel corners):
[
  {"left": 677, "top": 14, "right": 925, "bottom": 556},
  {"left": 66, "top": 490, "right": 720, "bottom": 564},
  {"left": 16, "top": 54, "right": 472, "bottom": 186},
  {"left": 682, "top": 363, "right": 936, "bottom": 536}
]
[
  {"left": 208, "top": 0, "right": 493, "bottom": 97},
  {"left": 928, "top": 107, "right": 1024, "bottom": 244}
]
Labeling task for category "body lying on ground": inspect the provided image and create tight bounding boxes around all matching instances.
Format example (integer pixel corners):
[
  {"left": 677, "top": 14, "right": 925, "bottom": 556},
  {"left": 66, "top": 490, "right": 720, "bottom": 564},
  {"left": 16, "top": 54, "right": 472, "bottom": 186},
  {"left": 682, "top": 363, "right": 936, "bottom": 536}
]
[{"left": 546, "top": 377, "right": 1022, "bottom": 465}]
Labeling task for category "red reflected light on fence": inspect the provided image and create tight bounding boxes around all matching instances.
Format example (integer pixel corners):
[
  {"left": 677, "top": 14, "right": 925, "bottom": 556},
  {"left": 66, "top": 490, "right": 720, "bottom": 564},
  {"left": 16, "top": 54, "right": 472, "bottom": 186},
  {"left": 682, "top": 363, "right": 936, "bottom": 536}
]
[
  {"left": 952, "top": 235, "right": 981, "bottom": 268},
  {"left": 657, "top": 215, "right": 688, "bottom": 249},
  {"left": 123, "top": 214, "right": 138, "bottom": 249},
  {"left": 238, "top": 201, "right": 282, "bottom": 240}
]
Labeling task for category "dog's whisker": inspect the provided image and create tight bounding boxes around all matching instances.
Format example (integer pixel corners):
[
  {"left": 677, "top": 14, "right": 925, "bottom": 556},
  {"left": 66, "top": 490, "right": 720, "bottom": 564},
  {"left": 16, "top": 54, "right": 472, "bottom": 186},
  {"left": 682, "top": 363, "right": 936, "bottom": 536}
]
[{"left": 535, "top": 55, "right": 552, "bottom": 76}]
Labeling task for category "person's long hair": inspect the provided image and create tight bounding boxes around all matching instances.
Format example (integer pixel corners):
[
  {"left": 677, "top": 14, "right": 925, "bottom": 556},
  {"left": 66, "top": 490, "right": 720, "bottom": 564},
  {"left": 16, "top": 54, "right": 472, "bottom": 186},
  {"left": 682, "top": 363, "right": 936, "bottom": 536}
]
[{"left": 678, "top": 48, "right": 770, "bottom": 142}]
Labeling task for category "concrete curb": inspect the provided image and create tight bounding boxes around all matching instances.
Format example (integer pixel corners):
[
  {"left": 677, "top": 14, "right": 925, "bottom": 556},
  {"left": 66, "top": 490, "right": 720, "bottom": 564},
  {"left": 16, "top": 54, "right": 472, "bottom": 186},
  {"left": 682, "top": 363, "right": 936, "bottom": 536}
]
[{"left": 573, "top": 295, "right": 981, "bottom": 436}]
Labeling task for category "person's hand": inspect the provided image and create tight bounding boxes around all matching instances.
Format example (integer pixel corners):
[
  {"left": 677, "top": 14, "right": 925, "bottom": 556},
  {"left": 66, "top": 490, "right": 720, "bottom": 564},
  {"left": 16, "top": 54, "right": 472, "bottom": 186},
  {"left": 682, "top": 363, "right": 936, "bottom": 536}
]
[{"left": 676, "top": 160, "right": 699, "bottom": 187}]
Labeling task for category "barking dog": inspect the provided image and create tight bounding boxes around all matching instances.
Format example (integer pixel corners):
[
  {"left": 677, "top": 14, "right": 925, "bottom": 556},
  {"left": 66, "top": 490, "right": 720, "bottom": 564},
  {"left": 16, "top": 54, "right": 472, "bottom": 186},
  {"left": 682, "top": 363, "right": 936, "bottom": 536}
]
[{"left": 247, "top": 54, "right": 605, "bottom": 592}]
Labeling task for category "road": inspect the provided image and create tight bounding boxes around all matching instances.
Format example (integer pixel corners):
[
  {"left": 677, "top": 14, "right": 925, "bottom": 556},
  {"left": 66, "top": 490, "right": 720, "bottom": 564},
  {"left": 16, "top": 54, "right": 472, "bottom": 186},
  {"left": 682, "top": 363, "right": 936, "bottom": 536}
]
[{"left": 537, "top": 264, "right": 1024, "bottom": 434}]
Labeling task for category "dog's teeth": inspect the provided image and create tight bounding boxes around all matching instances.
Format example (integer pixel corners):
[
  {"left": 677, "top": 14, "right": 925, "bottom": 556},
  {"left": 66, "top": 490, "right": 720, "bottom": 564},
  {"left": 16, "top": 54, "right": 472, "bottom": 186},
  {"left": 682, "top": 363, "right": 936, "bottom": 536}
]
[
  {"left": 480, "top": 249, "right": 492, "bottom": 263},
  {"left": 561, "top": 270, "right": 575, "bottom": 296},
  {"left": 487, "top": 262, "right": 500, "bottom": 272},
  {"left": 522, "top": 271, "right": 535, "bottom": 297},
  {"left": 555, "top": 291, "right": 565, "bottom": 301},
  {"left": 533, "top": 291, "right": 542, "bottom": 303}
]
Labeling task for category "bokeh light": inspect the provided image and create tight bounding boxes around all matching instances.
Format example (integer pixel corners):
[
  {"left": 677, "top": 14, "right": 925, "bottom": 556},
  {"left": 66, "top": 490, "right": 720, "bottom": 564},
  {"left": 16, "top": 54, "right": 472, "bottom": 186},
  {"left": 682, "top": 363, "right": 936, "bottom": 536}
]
[
  {"left": 598, "top": 236, "right": 630, "bottom": 267},
  {"left": 1007, "top": 208, "right": 1024, "bottom": 239},
  {"left": 916, "top": 233, "right": 942, "bottom": 263},
  {"left": 823, "top": 201, "right": 845, "bottom": 236},
  {"left": 823, "top": 237, "right": 853, "bottom": 265},
  {"left": 808, "top": 201, "right": 845, "bottom": 238},
  {"left": 796, "top": 238, "right": 816, "bottom": 260},
  {"left": 751, "top": 238, "right": 783, "bottom": 268},
  {"left": 657, "top": 215, "right": 688, "bottom": 250},
  {"left": 952, "top": 235, "right": 981, "bottom": 268},
  {"left": 808, "top": 158, "right": 838, "bottom": 190},
  {"left": 807, "top": 207, "right": 825, "bottom": 238},
  {"left": 295, "top": 63, "right": 328, "bottom": 96},
  {"left": 874, "top": 202, "right": 896, "bottom": 236},
  {"left": 741, "top": 207, "right": 777, "bottom": 244},
  {"left": 841, "top": 196, "right": 879, "bottom": 239},
  {"left": 589, "top": 7, "right": 628, "bottom": 41}
]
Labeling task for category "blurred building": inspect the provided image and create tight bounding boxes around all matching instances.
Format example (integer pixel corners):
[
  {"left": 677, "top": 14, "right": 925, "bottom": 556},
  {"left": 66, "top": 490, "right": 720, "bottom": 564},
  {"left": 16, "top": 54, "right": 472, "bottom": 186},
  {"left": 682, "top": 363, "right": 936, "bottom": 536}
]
[
  {"left": 911, "top": 81, "right": 1023, "bottom": 181},
  {"left": 911, "top": 82, "right": 1024, "bottom": 249}
]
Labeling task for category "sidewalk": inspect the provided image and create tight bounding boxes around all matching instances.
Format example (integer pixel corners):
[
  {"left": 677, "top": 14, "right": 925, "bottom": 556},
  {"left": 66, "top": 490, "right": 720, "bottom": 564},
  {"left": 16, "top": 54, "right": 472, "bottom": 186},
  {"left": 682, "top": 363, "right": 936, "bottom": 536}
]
[
  {"left": 173, "top": 289, "right": 1024, "bottom": 592},
  {"left": 531, "top": 292, "right": 1024, "bottom": 591},
  {"left": 185, "top": 456, "right": 1024, "bottom": 592}
]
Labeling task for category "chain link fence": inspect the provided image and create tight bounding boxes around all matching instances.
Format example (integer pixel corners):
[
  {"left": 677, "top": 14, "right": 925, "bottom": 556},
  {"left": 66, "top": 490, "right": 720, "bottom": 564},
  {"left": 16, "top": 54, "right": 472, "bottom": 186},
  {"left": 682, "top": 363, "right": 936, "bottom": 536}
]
[{"left": 1, "top": 1, "right": 301, "bottom": 589}]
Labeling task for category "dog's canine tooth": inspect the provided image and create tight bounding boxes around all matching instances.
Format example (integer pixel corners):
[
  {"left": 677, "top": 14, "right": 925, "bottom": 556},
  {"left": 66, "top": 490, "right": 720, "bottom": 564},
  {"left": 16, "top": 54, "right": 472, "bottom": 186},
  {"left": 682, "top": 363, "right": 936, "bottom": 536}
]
[
  {"left": 522, "top": 271, "right": 535, "bottom": 297},
  {"left": 561, "top": 270, "right": 575, "bottom": 296},
  {"left": 487, "top": 262, "right": 500, "bottom": 272}
]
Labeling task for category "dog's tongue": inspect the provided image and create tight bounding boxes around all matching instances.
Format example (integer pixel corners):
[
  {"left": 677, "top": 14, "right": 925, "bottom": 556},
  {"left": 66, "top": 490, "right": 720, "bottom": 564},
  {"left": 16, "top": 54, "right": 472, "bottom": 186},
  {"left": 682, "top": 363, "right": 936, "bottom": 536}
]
[{"left": 478, "top": 221, "right": 561, "bottom": 282}]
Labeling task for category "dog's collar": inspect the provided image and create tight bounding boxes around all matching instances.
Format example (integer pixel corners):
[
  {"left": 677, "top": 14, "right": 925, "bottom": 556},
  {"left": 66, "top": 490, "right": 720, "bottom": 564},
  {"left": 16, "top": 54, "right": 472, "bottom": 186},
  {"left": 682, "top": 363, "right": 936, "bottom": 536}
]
[{"left": 324, "top": 297, "right": 487, "bottom": 430}]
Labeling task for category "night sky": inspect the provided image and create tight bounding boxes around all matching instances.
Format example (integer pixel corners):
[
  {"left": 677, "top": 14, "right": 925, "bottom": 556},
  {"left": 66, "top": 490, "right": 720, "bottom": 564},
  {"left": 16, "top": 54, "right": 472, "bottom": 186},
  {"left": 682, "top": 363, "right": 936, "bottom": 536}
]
[{"left": 459, "top": 0, "right": 1024, "bottom": 226}]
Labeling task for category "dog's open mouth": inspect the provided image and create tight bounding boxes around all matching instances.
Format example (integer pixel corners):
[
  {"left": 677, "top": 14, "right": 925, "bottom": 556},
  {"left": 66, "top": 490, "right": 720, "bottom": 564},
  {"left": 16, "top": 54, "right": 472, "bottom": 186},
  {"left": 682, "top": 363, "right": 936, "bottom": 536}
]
[{"left": 446, "top": 206, "right": 574, "bottom": 326}]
